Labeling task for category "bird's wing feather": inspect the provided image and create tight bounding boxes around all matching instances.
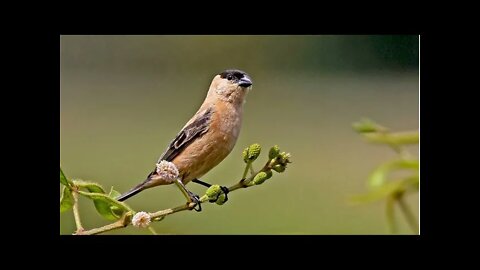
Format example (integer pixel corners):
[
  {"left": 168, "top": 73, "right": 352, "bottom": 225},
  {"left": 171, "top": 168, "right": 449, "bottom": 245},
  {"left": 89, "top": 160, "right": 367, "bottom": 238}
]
[{"left": 157, "top": 107, "right": 213, "bottom": 163}]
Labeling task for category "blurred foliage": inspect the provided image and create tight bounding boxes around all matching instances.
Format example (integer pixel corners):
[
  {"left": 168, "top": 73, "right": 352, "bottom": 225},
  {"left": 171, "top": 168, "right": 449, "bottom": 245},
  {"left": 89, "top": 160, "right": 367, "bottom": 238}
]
[{"left": 351, "top": 119, "right": 419, "bottom": 234}]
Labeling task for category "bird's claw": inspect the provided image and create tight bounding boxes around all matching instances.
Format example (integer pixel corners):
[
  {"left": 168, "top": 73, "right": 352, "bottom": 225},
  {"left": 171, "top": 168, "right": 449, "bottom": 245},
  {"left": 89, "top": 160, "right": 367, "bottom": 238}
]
[
  {"left": 188, "top": 192, "right": 202, "bottom": 212},
  {"left": 220, "top": 186, "right": 229, "bottom": 203},
  {"left": 209, "top": 186, "right": 230, "bottom": 203}
]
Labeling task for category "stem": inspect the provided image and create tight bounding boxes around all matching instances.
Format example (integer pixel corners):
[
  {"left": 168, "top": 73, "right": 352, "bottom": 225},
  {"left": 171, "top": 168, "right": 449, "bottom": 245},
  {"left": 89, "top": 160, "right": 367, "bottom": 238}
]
[
  {"left": 397, "top": 194, "right": 418, "bottom": 234},
  {"left": 388, "top": 144, "right": 413, "bottom": 160},
  {"left": 364, "top": 131, "right": 419, "bottom": 145},
  {"left": 249, "top": 164, "right": 255, "bottom": 175},
  {"left": 230, "top": 161, "right": 271, "bottom": 191},
  {"left": 72, "top": 191, "right": 84, "bottom": 233},
  {"left": 150, "top": 204, "right": 190, "bottom": 220},
  {"left": 78, "top": 220, "right": 124, "bottom": 235},
  {"left": 242, "top": 161, "right": 252, "bottom": 180},
  {"left": 386, "top": 195, "right": 397, "bottom": 234},
  {"left": 148, "top": 226, "right": 158, "bottom": 235},
  {"left": 76, "top": 212, "right": 132, "bottom": 235}
]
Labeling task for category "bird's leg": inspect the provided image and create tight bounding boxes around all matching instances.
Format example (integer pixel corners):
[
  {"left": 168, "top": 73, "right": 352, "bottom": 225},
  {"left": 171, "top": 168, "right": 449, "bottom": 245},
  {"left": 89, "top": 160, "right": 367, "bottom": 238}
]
[
  {"left": 192, "top": 178, "right": 230, "bottom": 203},
  {"left": 192, "top": 178, "right": 212, "bottom": 187},
  {"left": 175, "top": 179, "right": 202, "bottom": 212}
]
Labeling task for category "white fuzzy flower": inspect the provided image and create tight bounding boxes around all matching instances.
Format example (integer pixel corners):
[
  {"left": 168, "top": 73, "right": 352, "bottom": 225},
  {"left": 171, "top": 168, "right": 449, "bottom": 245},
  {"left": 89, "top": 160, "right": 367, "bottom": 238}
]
[
  {"left": 156, "top": 160, "right": 179, "bottom": 182},
  {"left": 132, "top": 211, "right": 151, "bottom": 228}
]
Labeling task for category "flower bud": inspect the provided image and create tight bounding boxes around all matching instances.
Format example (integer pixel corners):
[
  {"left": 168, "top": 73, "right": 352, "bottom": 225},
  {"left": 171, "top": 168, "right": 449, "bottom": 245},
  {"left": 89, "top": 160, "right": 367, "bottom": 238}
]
[
  {"left": 155, "top": 160, "right": 179, "bottom": 183},
  {"left": 205, "top": 185, "right": 222, "bottom": 200},
  {"left": 242, "top": 147, "right": 249, "bottom": 163},
  {"left": 215, "top": 194, "right": 227, "bottom": 205},
  {"left": 247, "top": 143, "right": 261, "bottom": 161},
  {"left": 272, "top": 164, "right": 286, "bottom": 173},
  {"left": 252, "top": 171, "right": 272, "bottom": 185},
  {"left": 269, "top": 145, "right": 280, "bottom": 159},
  {"left": 131, "top": 211, "right": 151, "bottom": 228}
]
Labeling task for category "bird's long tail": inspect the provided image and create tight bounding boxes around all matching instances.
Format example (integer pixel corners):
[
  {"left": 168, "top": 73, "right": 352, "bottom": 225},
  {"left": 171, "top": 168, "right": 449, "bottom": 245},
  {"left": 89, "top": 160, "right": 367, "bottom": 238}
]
[{"left": 116, "top": 182, "right": 146, "bottom": 202}]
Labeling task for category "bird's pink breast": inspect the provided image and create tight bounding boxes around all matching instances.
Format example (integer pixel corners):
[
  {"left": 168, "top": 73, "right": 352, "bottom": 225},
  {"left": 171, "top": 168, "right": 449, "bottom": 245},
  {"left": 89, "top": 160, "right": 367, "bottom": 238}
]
[{"left": 173, "top": 101, "right": 243, "bottom": 184}]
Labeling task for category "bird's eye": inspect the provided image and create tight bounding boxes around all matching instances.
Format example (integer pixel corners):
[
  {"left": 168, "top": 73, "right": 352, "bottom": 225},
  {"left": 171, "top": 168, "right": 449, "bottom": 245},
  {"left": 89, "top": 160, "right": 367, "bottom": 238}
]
[{"left": 227, "top": 75, "right": 233, "bottom": 80}]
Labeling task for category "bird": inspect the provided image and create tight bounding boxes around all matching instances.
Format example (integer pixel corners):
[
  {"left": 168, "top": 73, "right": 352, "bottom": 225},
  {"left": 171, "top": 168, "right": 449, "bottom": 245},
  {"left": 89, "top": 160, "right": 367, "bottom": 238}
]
[{"left": 116, "top": 69, "right": 253, "bottom": 211}]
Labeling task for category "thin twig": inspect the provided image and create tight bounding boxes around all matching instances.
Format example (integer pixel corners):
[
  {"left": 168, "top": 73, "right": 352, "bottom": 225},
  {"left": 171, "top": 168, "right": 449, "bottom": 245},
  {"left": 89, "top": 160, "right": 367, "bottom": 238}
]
[
  {"left": 150, "top": 203, "right": 192, "bottom": 220},
  {"left": 249, "top": 165, "right": 255, "bottom": 175},
  {"left": 397, "top": 193, "right": 419, "bottom": 234},
  {"left": 242, "top": 161, "right": 252, "bottom": 180},
  {"left": 386, "top": 195, "right": 397, "bottom": 234},
  {"left": 148, "top": 226, "right": 158, "bottom": 235},
  {"left": 76, "top": 212, "right": 132, "bottom": 235},
  {"left": 72, "top": 191, "right": 84, "bottom": 234}
]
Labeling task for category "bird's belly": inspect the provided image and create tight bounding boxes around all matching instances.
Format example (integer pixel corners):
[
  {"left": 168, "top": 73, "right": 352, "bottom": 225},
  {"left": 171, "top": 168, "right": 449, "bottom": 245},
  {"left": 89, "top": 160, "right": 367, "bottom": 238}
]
[{"left": 173, "top": 129, "right": 238, "bottom": 184}]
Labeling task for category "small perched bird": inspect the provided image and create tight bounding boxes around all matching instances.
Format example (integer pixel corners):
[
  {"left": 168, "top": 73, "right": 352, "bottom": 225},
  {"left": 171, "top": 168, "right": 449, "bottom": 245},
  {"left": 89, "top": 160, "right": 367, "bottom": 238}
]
[{"left": 116, "top": 69, "right": 253, "bottom": 211}]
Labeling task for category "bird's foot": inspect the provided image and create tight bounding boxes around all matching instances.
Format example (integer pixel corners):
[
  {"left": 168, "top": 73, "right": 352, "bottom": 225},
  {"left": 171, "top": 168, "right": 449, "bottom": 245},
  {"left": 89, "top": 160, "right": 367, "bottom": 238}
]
[
  {"left": 187, "top": 191, "right": 202, "bottom": 212},
  {"left": 192, "top": 179, "right": 230, "bottom": 204},
  {"left": 208, "top": 186, "right": 230, "bottom": 203}
]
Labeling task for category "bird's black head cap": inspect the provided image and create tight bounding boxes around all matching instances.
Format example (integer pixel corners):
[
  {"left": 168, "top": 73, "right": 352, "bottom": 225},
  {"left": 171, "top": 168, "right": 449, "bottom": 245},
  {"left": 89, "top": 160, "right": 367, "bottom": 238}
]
[{"left": 219, "top": 69, "right": 252, "bottom": 87}]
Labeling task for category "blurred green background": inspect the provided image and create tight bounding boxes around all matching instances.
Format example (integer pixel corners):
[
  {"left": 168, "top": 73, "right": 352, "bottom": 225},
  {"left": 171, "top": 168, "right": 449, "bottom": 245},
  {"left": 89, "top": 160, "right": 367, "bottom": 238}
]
[{"left": 60, "top": 35, "right": 419, "bottom": 234}]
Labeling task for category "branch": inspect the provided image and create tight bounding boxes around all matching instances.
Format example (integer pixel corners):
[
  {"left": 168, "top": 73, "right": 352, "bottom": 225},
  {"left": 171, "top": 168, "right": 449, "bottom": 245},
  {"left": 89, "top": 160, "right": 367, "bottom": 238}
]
[
  {"left": 64, "top": 144, "right": 291, "bottom": 235},
  {"left": 385, "top": 195, "right": 397, "bottom": 234},
  {"left": 76, "top": 212, "right": 133, "bottom": 235},
  {"left": 78, "top": 165, "right": 268, "bottom": 235},
  {"left": 72, "top": 189, "right": 84, "bottom": 234},
  {"left": 396, "top": 192, "right": 419, "bottom": 234}
]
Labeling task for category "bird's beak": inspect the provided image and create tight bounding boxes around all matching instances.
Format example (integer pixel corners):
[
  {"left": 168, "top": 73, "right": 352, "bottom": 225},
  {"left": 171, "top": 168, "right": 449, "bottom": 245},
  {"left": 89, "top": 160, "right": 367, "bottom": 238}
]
[{"left": 238, "top": 76, "right": 252, "bottom": 88}]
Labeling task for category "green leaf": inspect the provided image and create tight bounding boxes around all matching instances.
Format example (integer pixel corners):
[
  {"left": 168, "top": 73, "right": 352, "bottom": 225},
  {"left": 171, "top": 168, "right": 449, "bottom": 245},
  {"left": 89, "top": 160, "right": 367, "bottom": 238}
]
[
  {"left": 74, "top": 181, "right": 130, "bottom": 220},
  {"left": 364, "top": 131, "right": 419, "bottom": 146},
  {"left": 351, "top": 180, "right": 405, "bottom": 204},
  {"left": 60, "top": 186, "right": 74, "bottom": 213},
  {"left": 75, "top": 181, "right": 105, "bottom": 193},
  {"left": 369, "top": 159, "right": 419, "bottom": 188},
  {"left": 77, "top": 190, "right": 130, "bottom": 221},
  {"left": 351, "top": 176, "right": 418, "bottom": 204},
  {"left": 83, "top": 185, "right": 116, "bottom": 219},
  {"left": 108, "top": 187, "right": 122, "bottom": 199},
  {"left": 82, "top": 184, "right": 118, "bottom": 220},
  {"left": 108, "top": 187, "right": 125, "bottom": 216},
  {"left": 60, "top": 167, "right": 73, "bottom": 187},
  {"left": 352, "top": 118, "right": 388, "bottom": 133},
  {"left": 110, "top": 206, "right": 125, "bottom": 217}
]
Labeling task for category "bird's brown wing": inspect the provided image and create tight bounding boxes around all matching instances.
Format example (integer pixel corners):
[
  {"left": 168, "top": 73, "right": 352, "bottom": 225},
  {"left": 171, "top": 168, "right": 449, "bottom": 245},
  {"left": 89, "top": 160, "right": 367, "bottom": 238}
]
[{"left": 157, "top": 107, "right": 213, "bottom": 163}]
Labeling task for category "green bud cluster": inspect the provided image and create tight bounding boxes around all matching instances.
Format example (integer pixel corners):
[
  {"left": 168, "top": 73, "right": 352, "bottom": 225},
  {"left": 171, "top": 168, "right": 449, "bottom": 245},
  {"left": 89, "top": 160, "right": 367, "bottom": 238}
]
[
  {"left": 241, "top": 144, "right": 291, "bottom": 188},
  {"left": 205, "top": 185, "right": 222, "bottom": 200},
  {"left": 205, "top": 184, "right": 229, "bottom": 205},
  {"left": 243, "top": 143, "right": 262, "bottom": 163},
  {"left": 272, "top": 164, "right": 286, "bottom": 173},
  {"left": 215, "top": 194, "right": 227, "bottom": 205},
  {"left": 269, "top": 145, "right": 280, "bottom": 159},
  {"left": 267, "top": 145, "right": 291, "bottom": 173},
  {"left": 250, "top": 170, "right": 273, "bottom": 185}
]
